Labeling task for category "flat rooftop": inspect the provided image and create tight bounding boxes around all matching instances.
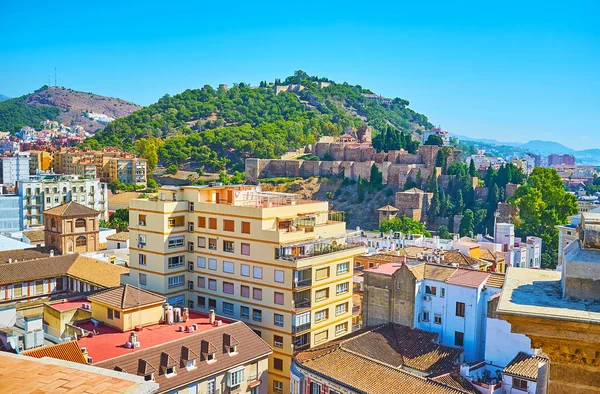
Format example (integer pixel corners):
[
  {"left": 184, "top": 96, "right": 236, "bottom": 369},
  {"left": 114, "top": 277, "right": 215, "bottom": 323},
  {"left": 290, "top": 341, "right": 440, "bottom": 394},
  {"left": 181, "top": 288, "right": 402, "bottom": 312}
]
[
  {"left": 77, "top": 312, "right": 229, "bottom": 363},
  {"left": 497, "top": 267, "right": 600, "bottom": 324},
  {"left": 48, "top": 299, "right": 90, "bottom": 312}
]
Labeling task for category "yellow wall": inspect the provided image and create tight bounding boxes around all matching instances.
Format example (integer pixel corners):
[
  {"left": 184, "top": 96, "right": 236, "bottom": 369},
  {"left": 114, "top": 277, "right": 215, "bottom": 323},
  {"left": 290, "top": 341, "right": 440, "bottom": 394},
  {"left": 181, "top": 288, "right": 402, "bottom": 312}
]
[
  {"left": 43, "top": 304, "right": 91, "bottom": 336},
  {"left": 90, "top": 301, "right": 164, "bottom": 331}
]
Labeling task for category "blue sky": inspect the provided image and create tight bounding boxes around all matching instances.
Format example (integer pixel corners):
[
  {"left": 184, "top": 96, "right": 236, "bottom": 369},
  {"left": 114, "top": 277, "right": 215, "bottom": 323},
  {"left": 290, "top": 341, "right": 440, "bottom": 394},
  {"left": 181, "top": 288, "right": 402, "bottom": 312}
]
[{"left": 1, "top": 1, "right": 598, "bottom": 149}]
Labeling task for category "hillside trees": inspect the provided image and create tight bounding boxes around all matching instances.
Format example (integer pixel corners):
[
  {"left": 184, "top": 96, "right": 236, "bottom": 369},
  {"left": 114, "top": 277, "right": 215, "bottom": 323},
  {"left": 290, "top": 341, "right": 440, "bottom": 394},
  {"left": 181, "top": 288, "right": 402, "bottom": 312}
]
[{"left": 380, "top": 216, "right": 431, "bottom": 237}]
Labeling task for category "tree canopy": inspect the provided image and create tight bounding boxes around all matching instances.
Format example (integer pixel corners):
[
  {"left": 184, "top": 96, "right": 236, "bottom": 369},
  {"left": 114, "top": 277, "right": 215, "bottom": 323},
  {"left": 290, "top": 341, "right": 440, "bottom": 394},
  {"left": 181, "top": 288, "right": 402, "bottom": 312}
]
[{"left": 380, "top": 216, "right": 431, "bottom": 237}]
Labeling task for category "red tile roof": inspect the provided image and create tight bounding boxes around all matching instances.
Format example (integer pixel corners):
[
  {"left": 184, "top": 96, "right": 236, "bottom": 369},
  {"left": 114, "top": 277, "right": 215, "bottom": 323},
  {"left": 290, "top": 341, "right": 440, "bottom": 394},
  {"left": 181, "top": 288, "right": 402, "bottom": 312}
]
[
  {"left": 22, "top": 340, "right": 88, "bottom": 364},
  {"left": 44, "top": 201, "right": 100, "bottom": 217},
  {"left": 503, "top": 352, "right": 548, "bottom": 380},
  {"left": 445, "top": 269, "right": 491, "bottom": 288}
]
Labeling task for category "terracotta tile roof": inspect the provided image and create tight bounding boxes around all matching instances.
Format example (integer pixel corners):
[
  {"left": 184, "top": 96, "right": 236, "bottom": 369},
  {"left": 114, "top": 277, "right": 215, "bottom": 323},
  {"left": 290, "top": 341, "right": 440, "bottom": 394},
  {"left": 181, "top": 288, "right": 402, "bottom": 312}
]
[
  {"left": 485, "top": 272, "right": 505, "bottom": 288},
  {"left": 96, "top": 321, "right": 272, "bottom": 393},
  {"left": 445, "top": 269, "right": 491, "bottom": 288},
  {"left": 297, "top": 347, "right": 466, "bottom": 394},
  {"left": 432, "top": 373, "right": 480, "bottom": 394},
  {"left": 503, "top": 352, "right": 547, "bottom": 380},
  {"left": 377, "top": 204, "right": 399, "bottom": 211},
  {"left": 22, "top": 229, "right": 45, "bottom": 243},
  {"left": 88, "top": 284, "right": 165, "bottom": 310},
  {"left": 442, "top": 250, "right": 482, "bottom": 268},
  {"left": 67, "top": 256, "right": 128, "bottom": 288},
  {"left": 479, "top": 249, "right": 504, "bottom": 263},
  {"left": 44, "top": 201, "right": 100, "bottom": 217},
  {"left": 424, "top": 264, "right": 458, "bottom": 282},
  {"left": 106, "top": 231, "right": 130, "bottom": 242},
  {"left": 408, "top": 263, "right": 426, "bottom": 280},
  {"left": 22, "top": 340, "right": 88, "bottom": 364},
  {"left": 0, "top": 247, "right": 52, "bottom": 264}
]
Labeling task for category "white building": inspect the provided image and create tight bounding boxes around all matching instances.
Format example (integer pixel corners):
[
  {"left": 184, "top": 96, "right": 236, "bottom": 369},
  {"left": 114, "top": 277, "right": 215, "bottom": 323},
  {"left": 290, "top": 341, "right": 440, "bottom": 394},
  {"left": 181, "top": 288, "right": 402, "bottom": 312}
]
[
  {"left": 17, "top": 174, "right": 108, "bottom": 229},
  {"left": 0, "top": 152, "right": 30, "bottom": 186},
  {"left": 423, "top": 127, "right": 450, "bottom": 146}
]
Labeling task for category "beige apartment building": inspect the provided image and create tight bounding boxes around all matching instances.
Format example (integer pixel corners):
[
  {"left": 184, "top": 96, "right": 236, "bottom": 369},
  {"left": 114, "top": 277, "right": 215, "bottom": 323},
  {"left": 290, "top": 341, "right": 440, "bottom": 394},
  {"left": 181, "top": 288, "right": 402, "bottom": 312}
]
[{"left": 125, "top": 185, "right": 364, "bottom": 394}]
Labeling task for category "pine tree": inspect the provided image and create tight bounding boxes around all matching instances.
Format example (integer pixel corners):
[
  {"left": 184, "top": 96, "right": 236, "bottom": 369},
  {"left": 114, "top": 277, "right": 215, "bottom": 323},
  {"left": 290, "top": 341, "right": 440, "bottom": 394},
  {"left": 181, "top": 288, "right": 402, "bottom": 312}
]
[
  {"left": 456, "top": 190, "right": 465, "bottom": 215},
  {"left": 415, "top": 168, "right": 423, "bottom": 188},
  {"left": 459, "top": 209, "right": 475, "bottom": 237},
  {"left": 469, "top": 158, "right": 478, "bottom": 177},
  {"left": 429, "top": 187, "right": 440, "bottom": 218},
  {"left": 484, "top": 165, "right": 496, "bottom": 187}
]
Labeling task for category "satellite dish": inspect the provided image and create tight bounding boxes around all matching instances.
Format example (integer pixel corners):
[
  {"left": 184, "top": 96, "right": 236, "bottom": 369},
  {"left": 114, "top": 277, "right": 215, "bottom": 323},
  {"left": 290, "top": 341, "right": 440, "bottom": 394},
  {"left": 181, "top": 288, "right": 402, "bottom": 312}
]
[{"left": 256, "top": 186, "right": 262, "bottom": 193}]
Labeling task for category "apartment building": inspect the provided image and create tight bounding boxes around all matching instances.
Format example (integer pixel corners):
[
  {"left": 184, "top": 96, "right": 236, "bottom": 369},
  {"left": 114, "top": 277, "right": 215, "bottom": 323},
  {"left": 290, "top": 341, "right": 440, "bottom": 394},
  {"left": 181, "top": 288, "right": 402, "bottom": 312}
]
[
  {"left": 0, "top": 194, "right": 22, "bottom": 234},
  {"left": 17, "top": 174, "right": 108, "bottom": 228},
  {"left": 53, "top": 147, "right": 148, "bottom": 186},
  {"left": 0, "top": 152, "right": 30, "bottom": 186},
  {"left": 125, "top": 185, "right": 365, "bottom": 394}
]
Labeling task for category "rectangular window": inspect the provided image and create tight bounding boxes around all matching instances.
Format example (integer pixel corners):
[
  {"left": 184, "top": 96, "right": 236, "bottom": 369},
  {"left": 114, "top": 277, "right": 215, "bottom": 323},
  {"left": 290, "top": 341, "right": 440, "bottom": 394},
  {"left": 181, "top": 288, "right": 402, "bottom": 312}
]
[
  {"left": 223, "top": 240, "right": 234, "bottom": 253},
  {"left": 441, "top": 288, "right": 446, "bottom": 298},
  {"left": 422, "top": 312, "right": 430, "bottom": 322},
  {"left": 223, "top": 219, "right": 235, "bottom": 232},
  {"left": 198, "top": 217, "right": 206, "bottom": 228},
  {"left": 168, "top": 216, "right": 184, "bottom": 228},
  {"left": 316, "top": 267, "right": 329, "bottom": 281},
  {"left": 240, "top": 285, "right": 250, "bottom": 298},
  {"left": 335, "top": 302, "right": 348, "bottom": 315},
  {"left": 197, "top": 276, "right": 205, "bottom": 288},
  {"left": 315, "top": 309, "right": 328, "bottom": 322},
  {"left": 198, "top": 237, "right": 206, "bottom": 248},
  {"left": 138, "top": 214, "right": 147, "bottom": 225},
  {"left": 139, "top": 254, "right": 146, "bottom": 265},
  {"left": 209, "top": 238, "right": 217, "bottom": 250},
  {"left": 240, "top": 264, "right": 250, "bottom": 277},
  {"left": 223, "top": 302, "right": 234, "bottom": 315},
  {"left": 425, "top": 285, "right": 437, "bottom": 296},
  {"left": 336, "top": 262, "right": 349, "bottom": 275},
  {"left": 315, "top": 288, "right": 329, "bottom": 301},
  {"left": 274, "top": 270, "right": 284, "bottom": 283},
  {"left": 168, "top": 255, "right": 184, "bottom": 269},
  {"left": 456, "top": 302, "right": 466, "bottom": 317},
  {"left": 209, "top": 218, "right": 217, "bottom": 230},
  {"left": 274, "top": 292, "right": 284, "bottom": 305},
  {"left": 274, "top": 314, "right": 284, "bottom": 327},
  {"left": 223, "top": 282, "right": 234, "bottom": 294},
  {"left": 335, "top": 322, "right": 348, "bottom": 335},
  {"left": 223, "top": 261, "right": 234, "bottom": 274},
  {"left": 198, "top": 296, "right": 206, "bottom": 308},
  {"left": 274, "top": 381, "right": 283, "bottom": 393},
  {"left": 209, "top": 299, "right": 217, "bottom": 309},
  {"left": 455, "top": 331, "right": 464, "bottom": 347},
  {"left": 336, "top": 282, "right": 349, "bottom": 295},
  {"left": 241, "top": 306, "right": 249, "bottom": 319},
  {"left": 314, "top": 330, "right": 328, "bottom": 344},
  {"left": 241, "top": 221, "right": 250, "bottom": 234},
  {"left": 253, "top": 266, "right": 262, "bottom": 279},
  {"left": 253, "top": 288, "right": 262, "bottom": 300},
  {"left": 197, "top": 256, "right": 206, "bottom": 268},
  {"left": 208, "top": 258, "right": 217, "bottom": 270},
  {"left": 227, "top": 367, "right": 245, "bottom": 387},
  {"left": 241, "top": 243, "right": 250, "bottom": 255},
  {"left": 434, "top": 314, "right": 442, "bottom": 325},
  {"left": 273, "top": 358, "right": 283, "bottom": 371},
  {"left": 139, "top": 273, "right": 147, "bottom": 285},
  {"left": 208, "top": 279, "right": 217, "bottom": 291},
  {"left": 168, "top": 275, "right": 184, "bottom": 288},
  {"left": 168, "top": 236, "right": 184, "bottom": 248},
  {"left": 107, "top": 308, "right": 114, "bottom": 319},
  {"left": 273, "top": 334, "right": 283, "bottom": 347},
  {"left": 512, "top": 377, "right": 528, "bottom": 390},
  {"left": 253, "top": 309, "right": 262, "bottom": 321}
]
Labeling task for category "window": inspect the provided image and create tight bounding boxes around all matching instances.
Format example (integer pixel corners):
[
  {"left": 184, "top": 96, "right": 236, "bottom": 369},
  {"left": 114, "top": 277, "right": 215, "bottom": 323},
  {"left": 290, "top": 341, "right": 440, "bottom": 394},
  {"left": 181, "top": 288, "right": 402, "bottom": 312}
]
[
  {"left": 456, "top": 302, "right": 466, "bottom": 317},
  {"left": 274, "top": 314, "right": 284, "bottom": 327},
  {"left": 241, "top": 221, "right": 250, "bottom": 234},
  {"left": 223, "top": 219, "right": 234, "bottom": 232},
  {"left": 168, "top": 236, "right": 184, "bottom": 248},
  {"left": 336, "top": 282, "right": 349, "bottom": 295},
  {"left": 316, "top": 267, "right": 329, "bottom": 281},
  {"left": 208, "top": 299, "right": 217, "bottom": 309},
  {"left": 512, "top": 377, "right": 528, "bottom": 390},
  {"left": 240, "top": 264, "right": 250, "bottom": 276},
  {"left": 425, "top": 285, "right": 437, "bottom": 296},
  {"left": 315, "top": 288, "right": 329, "bottom": 301},
  {"left": 198, "top": 237, "right": 206, "bottom": 248},
  {"left": 107, "top": 308, "right": 114, "bottom": 319},
  {"left": 139, "top": 254, "right": 147, "bottom": 265},
  {"left": 274, "top": 335, "right": 283, "bottom": 347},
  {"left": 76, "top": 236, "right": 87, "bottom": 247},
  {"left": 164, "top": 366, "right": 176, "bottom": 376},
  {"left": 335, "top": 302, "right": 348, "bottom": 315},
  {"left": 168, "top": 216, "right": 184, "bottom": 228},
  {"left": 168, "top": 255, "right": 184, "bottom": 269},
  {"left": 253, "top": 288, "right": 262, "bottom": 300},
  {"left": 455, "top": 331, "right": 464, "bottom": 347},
  {"left": 139, "top": 214, "right": 147, "bottom": 225},
  {"left": 422, "top": 312, "right": 430, "bottom": 322},
  {"left": 434, "top": 314, "right": 442, "bottom": 324},
  {"left": 273, "top": 380, "right": 283, "bottom": 393},
  {"left": 208, "top": 238, "right": 217, "bottom": 250},
  {"left": 198, "top": 217, "right": 206, "bottom": 228},
  {"left": 253, "top": 309, "right": 262, "bottom": 321},
  {"left": 223, "top": 302, "right": 234, "bottom": 315},
  {"left": 441, "top": 288, "right": 446, "bottom": 298},
  {"left": 274, "top": 292, "right": 284, "bottom": 305},
  {"left": 335, "top": 322, "right": 348, "bottom": 335},
  {"left": 197, "top": 276, "right": 205, "bottom": 288},
  {"left": 275, "top": 270, "right": 285, "bottom": 284},
  {"left": 208, "top": 258, "right": 217, "bottom": 270},
  {"left": 209, "top": 218, "right": 217, "bottom": 230},
  {"left": 75, "top": 218, "right": 86, "bottom": 228},
  {"left": 227, "top": 367, "right": 245, "bottom": 388},
  {"left": 241, "top": 243, "right": 250, "bottom": 255},
  {"left": 208, "top": 279, "right": 217, "bottom": 291},
  {"left": 337, "top": 262, "right": 349, "bottom": 274},
  {"left": 188, "top": 202, "right": 194, "bottom": 212},
  {"left": 223, "top": 240, "right": 234, "bottom": 253},
  {"left": 253, "top": 266, "right": 262, "bottom": 279},
  {"left": 241, "top": 306, "right": 250, "bottom": 319},
  {"left": 197, "top": 256, "right": 206, "bottom": 268},
  {"left": 310, "top": 383, "right": 322, "bottom": 394},
  {"left": 223, "top": 282, "right": 234, "bottom": 294},
  {"left": 223, "top": 261, "right": 234, "bottom": 274},
  {"left": 314, "top": 330, "right": 328, "bottom": 344},
  {"left": 198, "top": 296, "right": 206, "bottom": 308},
  {"left": 186, "top": 360, "right": 196, "bottom": 370},
  {"left": 168, "top": 275, "right": 184, "bottom": 288},
  {"left": 240, "top": 285, "right": 250, "bottom": 298},
  {"left": 273, "top": 358, "right": 283, "bottom": 371},
  {"left": 139, "top": 273, "right": 147, "bottom": 285},
  {"left": 315, "top": 309, "right": 328, "bottom": 322}
]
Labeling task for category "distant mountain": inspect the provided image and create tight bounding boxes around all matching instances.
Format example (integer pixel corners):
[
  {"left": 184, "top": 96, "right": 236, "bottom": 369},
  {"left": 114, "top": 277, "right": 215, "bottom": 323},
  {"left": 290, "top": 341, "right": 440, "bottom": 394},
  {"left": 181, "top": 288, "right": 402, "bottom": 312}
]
[
  {"left": 0, "top": 94, "right": 10, "bottom": 102},
  {"left": 0, "top": 86, "right": 142, "bottom": 133},
  {"left": 519, "top": 140, "right": 574, "bottom": 155}
]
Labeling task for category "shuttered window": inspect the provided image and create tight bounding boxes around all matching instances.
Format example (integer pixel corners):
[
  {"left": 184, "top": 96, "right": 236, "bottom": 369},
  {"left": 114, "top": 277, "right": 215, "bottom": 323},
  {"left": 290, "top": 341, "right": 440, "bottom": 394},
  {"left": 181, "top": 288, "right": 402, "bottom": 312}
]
[
  {"left": 223, "top": 282, "right": 234, "bottom": 294},
  {"left": 13, "top": 284, "right": 22, "bottom": 298},
  {"left": 241, "top": 221, "right": 250, "bottom": 234},
  {"left": 316, "top": 267, "right": 329, "bottom": 281},
  {"left": 223, "top": 220, "right": 235, "bottom": 232},
  {"left": 274, "top": 292, "right": 284, "bottom": 305},
  {"left": 209, "top": 218, "right": 217, "bottom": 229},
  {"left": 314, "top": 330, "right": 328, "bottom": 344},
  {"left": 198, "top": 217, "right": 206, "bottom": 228},
  {"left": 241, "top": 285, "right": 250, "bottom": 298},
  {"left": 35, "top": 280, "right": 44, "bottom": 294}
]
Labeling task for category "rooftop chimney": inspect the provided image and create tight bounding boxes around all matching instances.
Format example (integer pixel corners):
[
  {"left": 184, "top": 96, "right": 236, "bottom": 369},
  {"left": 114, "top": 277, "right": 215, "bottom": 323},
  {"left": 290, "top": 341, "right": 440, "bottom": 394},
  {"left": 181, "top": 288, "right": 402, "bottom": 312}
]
[{"left": 50, "top": 250, "right": 54, "bottom": 257}]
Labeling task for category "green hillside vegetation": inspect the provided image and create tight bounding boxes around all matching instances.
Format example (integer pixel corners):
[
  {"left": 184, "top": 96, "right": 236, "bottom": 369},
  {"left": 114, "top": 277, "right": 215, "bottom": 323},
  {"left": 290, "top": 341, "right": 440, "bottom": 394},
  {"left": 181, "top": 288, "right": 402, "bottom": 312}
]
[
  {"left": 0, "top": 89, "right": 60, "bottom": 132},
  {"left": 85, "top": 71, "right": 434, "bottom": 172}
]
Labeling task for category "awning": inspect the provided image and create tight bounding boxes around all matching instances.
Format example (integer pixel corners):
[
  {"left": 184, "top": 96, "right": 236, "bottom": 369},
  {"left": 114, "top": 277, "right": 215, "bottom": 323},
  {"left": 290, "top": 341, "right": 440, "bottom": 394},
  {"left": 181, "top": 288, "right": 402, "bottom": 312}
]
[{"left": 247, "top": 379, "right": 262, "bottom": 389}]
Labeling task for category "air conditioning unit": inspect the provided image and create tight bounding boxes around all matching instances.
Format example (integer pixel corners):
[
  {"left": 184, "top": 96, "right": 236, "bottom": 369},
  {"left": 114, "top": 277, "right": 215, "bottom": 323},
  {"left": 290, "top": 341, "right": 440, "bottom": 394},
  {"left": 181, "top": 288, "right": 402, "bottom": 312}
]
[{"left": 423, "top": 295, "right": 431, "bottom": 301}]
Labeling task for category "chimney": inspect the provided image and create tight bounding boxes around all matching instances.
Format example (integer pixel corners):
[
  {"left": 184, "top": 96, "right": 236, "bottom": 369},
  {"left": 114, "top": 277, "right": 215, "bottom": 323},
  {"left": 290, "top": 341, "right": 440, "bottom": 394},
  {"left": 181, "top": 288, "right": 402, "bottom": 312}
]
[
  {"left": 50, "top": 250, "right": 54, "bottom": 257},
  {"left": 209, "top": 310, "right": 216, "bottom": 325},
  {"left": 8, "top": 258, "right": 12, "bottom": 264}
]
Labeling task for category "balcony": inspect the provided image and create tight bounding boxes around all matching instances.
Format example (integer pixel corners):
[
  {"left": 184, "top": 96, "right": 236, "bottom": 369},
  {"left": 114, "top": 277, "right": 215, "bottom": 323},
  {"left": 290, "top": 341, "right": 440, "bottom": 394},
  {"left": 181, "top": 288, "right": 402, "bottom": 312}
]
[
  {"left": 293, "top": 278, "right": 312, "bottom": 289},
  {"left": 293, "top": 291, "right": 311, "bottom": 311},
  {"left": 276, "top": 240, "right": 363, "bottom": 262},
  {"left": 293, "top": 333, "right": 311, "bottom": 350},
  {"left": 292, "top": 322, "right": 311, "bottom": 334},
  {"left": 293, "top": 269, "right": 312, "bottom": 289}
]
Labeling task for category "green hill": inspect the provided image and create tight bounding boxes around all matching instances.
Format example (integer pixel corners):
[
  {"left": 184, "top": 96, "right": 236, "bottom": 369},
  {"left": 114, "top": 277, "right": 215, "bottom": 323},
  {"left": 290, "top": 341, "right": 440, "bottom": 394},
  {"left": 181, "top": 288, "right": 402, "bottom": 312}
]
[{"left": 85, "top": 71, "right": 434, "bottom": 172}]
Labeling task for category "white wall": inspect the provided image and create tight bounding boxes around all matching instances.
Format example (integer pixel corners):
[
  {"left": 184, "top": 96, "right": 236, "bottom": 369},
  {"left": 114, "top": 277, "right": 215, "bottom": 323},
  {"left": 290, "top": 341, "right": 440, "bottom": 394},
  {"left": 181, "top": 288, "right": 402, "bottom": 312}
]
[
  {"left": 502, "top": 375, "right": 537, "bottom": 394},
  {"left": 485, "top": 317, "right": 533, "bottom": 368}
]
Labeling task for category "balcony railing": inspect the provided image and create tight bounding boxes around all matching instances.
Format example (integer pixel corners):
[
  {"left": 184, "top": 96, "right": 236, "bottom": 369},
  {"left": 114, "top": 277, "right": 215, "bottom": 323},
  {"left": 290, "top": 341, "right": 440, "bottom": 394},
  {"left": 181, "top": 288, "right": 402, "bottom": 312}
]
[
  {"left": 293, "top": 341, "right": 311, "bottom": 351},
  {"left": 293, "top": 278, "right": 312, "bottom": 289},
  {"left": 292, "top": 322, "right": 311, "bottom": 334},
  {"left": 276, "top": 242, "right": 363, "bottom": 262},
  {"left": 293, "top": 296, "right": 311, "bottom": 311}
]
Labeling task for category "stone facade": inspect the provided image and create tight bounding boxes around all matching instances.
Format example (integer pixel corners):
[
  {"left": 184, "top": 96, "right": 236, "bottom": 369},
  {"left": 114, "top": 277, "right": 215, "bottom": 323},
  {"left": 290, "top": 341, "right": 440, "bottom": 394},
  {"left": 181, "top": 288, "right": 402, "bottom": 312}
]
[
  {"left": 43, "top": 203, "right": 100, "bottom": 255},
  {"left": 395, "top": 189, "right": 433, "bottom": 222},
  {"left": 363, "top": 265, "right": 416, "bottom": 327}
]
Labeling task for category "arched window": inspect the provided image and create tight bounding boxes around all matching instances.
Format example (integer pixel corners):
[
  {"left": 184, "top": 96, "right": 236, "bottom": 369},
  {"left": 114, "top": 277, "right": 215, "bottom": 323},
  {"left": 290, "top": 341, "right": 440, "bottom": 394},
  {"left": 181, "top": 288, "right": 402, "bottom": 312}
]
[
  {"left": 76, "top": 236, "right": 87, "bottom": 247},
  {"left": 75, "top": 218, "right": 86, "bottom": 229}
]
